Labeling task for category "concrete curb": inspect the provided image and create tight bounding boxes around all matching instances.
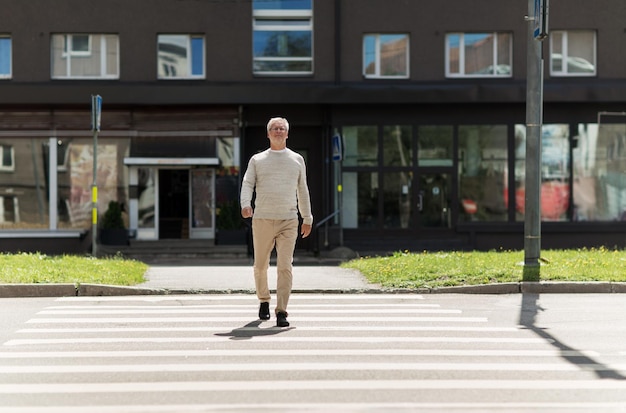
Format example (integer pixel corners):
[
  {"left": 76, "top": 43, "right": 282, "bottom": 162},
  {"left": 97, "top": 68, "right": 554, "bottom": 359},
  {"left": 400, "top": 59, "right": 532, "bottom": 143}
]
[
  {"left": 2, "top": 281, "right": 626, "bottom": 297},
  {"left": 0, "top": 283, "right": 77, "bottom": 298}
]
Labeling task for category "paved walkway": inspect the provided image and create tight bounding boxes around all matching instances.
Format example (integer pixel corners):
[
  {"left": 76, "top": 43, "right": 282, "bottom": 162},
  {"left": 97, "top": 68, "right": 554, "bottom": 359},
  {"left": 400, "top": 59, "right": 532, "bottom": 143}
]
[
  {"left": 1, "top": 258, "right": 625, "bottom": 297},
  {"left": 140, "top": 264, "right": 378, "bottom": 293}
]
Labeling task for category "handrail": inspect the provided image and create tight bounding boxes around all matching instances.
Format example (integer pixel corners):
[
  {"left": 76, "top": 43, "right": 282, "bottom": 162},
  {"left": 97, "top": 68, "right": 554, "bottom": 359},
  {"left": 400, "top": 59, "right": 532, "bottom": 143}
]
[
  {"left": 312, "top": 209, "right": 341, "bottom": 254},
  {"left": 315, "top": 209, "right": 340, "bottom": 229}
]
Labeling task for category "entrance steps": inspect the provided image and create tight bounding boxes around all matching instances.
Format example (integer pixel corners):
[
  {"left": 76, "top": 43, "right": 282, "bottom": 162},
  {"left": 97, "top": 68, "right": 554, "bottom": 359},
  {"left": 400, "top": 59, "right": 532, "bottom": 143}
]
[
  {"left": 96, "top": 239, "right": 349, "bottom": 266},
  {"left": 97, "top": 239, "right": 251, "bottom": 264}
]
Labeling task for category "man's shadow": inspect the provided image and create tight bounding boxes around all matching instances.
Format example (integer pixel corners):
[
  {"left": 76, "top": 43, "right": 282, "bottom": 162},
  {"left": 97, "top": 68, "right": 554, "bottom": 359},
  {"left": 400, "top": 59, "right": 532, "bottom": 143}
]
[
  {"left": 214, "top": 320, "right": 294, "bottom": 340},
  {"left": 521, "top": 292, "right": 625, "bottom": 380}
]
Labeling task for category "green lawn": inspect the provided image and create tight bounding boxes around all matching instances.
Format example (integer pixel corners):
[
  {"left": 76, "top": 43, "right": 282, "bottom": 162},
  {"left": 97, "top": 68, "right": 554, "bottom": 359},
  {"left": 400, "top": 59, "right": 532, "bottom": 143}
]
[
  {"left": 340, "top": 247, "right": 626, "bottom": 289},
  {"left": 0, "top": 253, "right": 148, "bottom": 286},
  {"left": 1, "top": 248, "right": 625, "bottom": 290}
]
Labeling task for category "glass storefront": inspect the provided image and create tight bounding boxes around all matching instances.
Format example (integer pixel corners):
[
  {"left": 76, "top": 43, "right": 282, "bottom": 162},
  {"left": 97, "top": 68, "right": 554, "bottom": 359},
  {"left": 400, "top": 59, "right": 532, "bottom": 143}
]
[
  {"left": 0, "top": 136, "right": 129, "bottom": 230},
  {"left": 337, "top": 122, "right": 626, "bottom": 232},
  {"left": 458, "top": 125, "right": 508, "bottom": 222},
  {"left": 0, "top": 137, "right": 49, "bottom": 229},
  {"left": 574, "top": 122, "right": 626, "bottom": 221}
]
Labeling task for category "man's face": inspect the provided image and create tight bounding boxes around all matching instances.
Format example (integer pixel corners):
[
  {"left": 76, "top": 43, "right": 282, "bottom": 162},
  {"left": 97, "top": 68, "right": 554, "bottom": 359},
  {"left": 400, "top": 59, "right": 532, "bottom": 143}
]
[{"left": 268, "top": 121, "right": 288, "bottom": 147}]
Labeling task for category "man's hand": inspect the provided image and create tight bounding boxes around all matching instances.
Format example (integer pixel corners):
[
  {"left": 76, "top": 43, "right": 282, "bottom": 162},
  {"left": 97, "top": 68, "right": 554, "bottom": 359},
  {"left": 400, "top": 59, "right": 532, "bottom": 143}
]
[
  {"left": 301, "top": 223, "right": 312, "bottom": 238},
  {"left": 241, "top": 206, "right": 253, "bottom": 218}
]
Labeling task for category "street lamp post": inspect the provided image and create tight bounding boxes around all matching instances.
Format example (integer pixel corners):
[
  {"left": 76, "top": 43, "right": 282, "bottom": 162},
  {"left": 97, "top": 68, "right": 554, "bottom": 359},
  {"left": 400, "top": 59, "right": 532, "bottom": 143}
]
[{"left": 523, "top": 0, "right": 548, "bottom": 281}]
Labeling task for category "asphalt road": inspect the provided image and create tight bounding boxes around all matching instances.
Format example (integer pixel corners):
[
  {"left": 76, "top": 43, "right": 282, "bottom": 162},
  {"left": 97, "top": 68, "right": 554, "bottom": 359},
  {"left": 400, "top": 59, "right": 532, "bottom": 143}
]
[{"left": 1, "top": 293, "right": 626, "bottom": 412}]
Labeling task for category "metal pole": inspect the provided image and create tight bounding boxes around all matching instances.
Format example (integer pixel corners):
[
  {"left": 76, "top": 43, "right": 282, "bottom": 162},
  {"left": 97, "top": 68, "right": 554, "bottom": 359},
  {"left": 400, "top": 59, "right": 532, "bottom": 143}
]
[
  {"left": 523, "top": 0, "right": 544, "bottom": 281},
  {"left": 90, "top": 95, "right": 102, "bottom": 257},
  {"left": 92, "top": 128, "right": 98, "bottom": 257}
]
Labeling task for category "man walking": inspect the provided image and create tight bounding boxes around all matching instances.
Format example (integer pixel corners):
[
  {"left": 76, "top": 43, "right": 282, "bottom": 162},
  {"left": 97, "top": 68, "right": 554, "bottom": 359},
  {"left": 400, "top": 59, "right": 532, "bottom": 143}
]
[{"left": 240, "top": 117, "right": 313, "bottom": 327}]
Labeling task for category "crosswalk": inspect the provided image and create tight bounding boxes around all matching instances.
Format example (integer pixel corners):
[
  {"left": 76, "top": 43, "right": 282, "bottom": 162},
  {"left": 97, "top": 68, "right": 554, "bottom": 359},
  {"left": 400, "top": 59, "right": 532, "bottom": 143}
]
[{"left": 1, "top": 294, "right": 626, "bottom": 412}]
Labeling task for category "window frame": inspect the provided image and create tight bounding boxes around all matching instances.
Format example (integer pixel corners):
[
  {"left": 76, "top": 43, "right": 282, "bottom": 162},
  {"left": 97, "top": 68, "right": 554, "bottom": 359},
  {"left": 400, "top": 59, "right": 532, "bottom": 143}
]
[
  {"left": 445, "top": 32, "right": 513, "bottom": 78},
  {"left": 0, "top": 35, "right": 11, "bottom": 79},
  {"left": 63, "top": 34, "right": 92, "bottom": 57},
  {"left": 0, "top": 144, "right": 15, "bottom": 172},
  {"left": 252, "top": 4, "right": 314, "bottom": 76},
  {"left": 362, "top": 33, "right": 410, "bottom": 79},
  {"left": 157, "top": 34, "right": 206, "bottom": 80},
  {"left": 51, "top": 33, "right": 119, "bottom": 80},
  {"left": 549, "top": 30, "right": 597, "bottom": 77}
]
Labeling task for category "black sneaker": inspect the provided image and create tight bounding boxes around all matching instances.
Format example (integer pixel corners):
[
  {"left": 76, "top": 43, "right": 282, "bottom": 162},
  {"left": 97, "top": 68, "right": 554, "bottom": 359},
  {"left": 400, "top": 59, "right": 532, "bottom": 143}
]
[
  {"left": 259, "top": 302, "right": 270, "bottom": 320},
  {"left": 276, "top": 311, "right": 289, "bottom": 327}
]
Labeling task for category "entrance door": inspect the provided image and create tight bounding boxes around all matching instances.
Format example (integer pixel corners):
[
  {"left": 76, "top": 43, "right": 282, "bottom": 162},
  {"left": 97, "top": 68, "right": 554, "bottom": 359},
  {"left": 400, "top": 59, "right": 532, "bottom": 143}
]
[
  {"left": 158, "top": 169, "right": 189, "bottom": 239},
  {"left": 417, "top": 172, "right": 452, "bottom": 228},
  {"left": 378, "top": 170, "right": 453, "bottom": 231}
]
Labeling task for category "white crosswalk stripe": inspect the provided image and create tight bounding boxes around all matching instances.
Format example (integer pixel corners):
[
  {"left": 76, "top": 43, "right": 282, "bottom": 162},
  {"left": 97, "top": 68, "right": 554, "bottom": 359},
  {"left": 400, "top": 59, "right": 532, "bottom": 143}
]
[{"left": 1, "top": 293, "right": 626, "bottom": 413}]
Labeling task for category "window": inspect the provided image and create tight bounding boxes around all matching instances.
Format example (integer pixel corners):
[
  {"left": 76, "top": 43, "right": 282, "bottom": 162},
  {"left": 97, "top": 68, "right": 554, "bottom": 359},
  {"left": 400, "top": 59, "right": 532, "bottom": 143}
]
[
  {"left": 446, "top": 32, "right": 512, "bottom": 77},
  {"left": 550, "top": 30, "right": 596, "bottom": 76},
  {"left": 0, "top": 35, "right": 11, "bottom": 79},
  {"left": 418, "top": 126, "right": 453, "bottom": 167},
  {"left": 363, "top": 34, "right": 409, "bottom": 79},
  {"left": 515, "top": 124, "right": 570, "bottom": 222},
  {"left": 51, "top": 34, "right": 119, "bottom": 79},
  {"left": 157, "top": 35, "right": 205, "bottom": 79},
  {"left": 574, "top": 121, "right": 626, "bottom": 221},
  {"left": 343, "top": 126, "right": 378, "bottom": 167},
  {"left": 64, "top": 34, "right": 91, "bottom": 56},
  {"left": 458, "top": 125, "right": 508, "bottom": 222},
  {"left": 252, "top": 0, "right": 313, "bottom": 75},
  {"left": 0, "top": 144, "right": 14, "bottom": 171}
]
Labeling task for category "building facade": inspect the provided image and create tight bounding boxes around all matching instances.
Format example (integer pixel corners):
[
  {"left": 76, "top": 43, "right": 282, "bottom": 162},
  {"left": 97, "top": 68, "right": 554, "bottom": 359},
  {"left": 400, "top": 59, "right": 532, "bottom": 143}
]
[{"left": 0, "top": 0, "right": 624, "bottom": 254}]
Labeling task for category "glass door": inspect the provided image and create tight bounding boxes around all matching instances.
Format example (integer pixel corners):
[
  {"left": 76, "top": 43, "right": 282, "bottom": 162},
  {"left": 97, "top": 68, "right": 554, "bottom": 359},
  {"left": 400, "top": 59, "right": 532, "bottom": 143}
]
[
  {"left": 190, "top": 168, "right": 215, "bottom": 239},
  {"left": 417, "top": 172, "right": 452, "bottom": 228},
  {"left": 129, "top": 166, "right": 158, "bottom": 240}
]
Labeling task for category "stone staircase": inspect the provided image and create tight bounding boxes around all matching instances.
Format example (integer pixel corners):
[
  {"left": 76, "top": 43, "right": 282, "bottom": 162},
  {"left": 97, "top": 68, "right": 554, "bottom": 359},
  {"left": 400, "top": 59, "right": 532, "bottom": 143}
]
[
  {"left": 97, "top": 239, "right": 251, "bottom": 264},
  {"left": 96, "top": 239, "right": 352, "bottom": 266}
]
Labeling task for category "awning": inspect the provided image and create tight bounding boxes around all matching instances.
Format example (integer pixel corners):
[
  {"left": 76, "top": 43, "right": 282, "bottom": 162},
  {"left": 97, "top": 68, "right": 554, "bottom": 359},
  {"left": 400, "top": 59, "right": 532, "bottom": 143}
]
[{"left": 123, "top": 157, "right": 219, "bottom": 166}]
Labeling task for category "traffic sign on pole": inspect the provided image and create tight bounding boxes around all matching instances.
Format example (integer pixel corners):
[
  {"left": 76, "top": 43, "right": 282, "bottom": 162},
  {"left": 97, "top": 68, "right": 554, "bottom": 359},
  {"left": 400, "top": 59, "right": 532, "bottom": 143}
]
[
  {"left": 533, "top": 0, "right": 549, "bottom": 40},
  {"left": 91, "top": 95, "right": 102, "bottom": 256},
  {"left": 91, "top": 95, "right": 102, "bottom": 132}
]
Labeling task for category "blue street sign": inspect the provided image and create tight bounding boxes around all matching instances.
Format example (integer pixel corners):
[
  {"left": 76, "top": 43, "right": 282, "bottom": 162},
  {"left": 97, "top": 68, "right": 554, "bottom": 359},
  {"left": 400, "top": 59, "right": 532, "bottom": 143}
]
[
  {"left": 332, "top": 134, "right": 342, "bottom": 161},
  {"left": 91, "top": 95, "right": 102, "bottom": 131},
  {"left": 533, "top": 0, "right": 549, "bottom": 40}
]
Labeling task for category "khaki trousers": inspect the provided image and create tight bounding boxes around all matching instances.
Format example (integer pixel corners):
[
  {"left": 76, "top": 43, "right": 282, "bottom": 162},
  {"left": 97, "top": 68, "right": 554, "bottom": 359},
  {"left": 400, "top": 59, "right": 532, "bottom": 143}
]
[{"left": 251, "top": 218, "right": 299, "bottom": 314}]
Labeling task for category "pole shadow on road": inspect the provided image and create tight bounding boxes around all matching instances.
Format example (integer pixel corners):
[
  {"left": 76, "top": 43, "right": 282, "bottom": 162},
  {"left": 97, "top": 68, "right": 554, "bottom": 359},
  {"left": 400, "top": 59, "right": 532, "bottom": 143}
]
[
  {"left": 214, "top": 320, "right": 294, "bottom": 341},
  {"left": 520, "top": 293, "right": 625, "bottom": 380}
]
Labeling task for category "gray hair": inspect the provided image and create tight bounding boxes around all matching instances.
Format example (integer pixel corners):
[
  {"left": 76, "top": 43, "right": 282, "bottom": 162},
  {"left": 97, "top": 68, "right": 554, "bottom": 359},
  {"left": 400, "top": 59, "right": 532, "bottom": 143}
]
[{"left": 266, "top": 117, "right": 289, "bottom": 133}]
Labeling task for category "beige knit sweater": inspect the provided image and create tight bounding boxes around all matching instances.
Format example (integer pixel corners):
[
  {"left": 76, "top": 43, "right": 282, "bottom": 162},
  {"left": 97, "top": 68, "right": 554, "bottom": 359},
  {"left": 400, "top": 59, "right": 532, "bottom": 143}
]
[{"left": 240, "top": 148, "right": 313, "bottom": 225}]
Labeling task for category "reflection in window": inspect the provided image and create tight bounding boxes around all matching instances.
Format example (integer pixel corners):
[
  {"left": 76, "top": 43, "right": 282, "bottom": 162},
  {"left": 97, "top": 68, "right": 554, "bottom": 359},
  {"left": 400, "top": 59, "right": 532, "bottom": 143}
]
[
  {"left": 446, "top": 32, "right": 512, "bottom": 77},
  {"left": 216, "top": 137, "right": 240, "bottom": 223},
  {"left": 343, "top": 126, "right": 378, "bottom": 167},
  {"left": 515, "top": 124, "right": 570, "bottom": 222},
  {"left": 458, "top": 125, "right": 508, "bottom": 222},
  {"left": 550, "top": 30, "right": 596, "bottom": 76},
  {"left": 0, "top": 138, "right": 48, "bottom": 229},
  {"left": 574, "top": 122, "right": 626, "bottom": 221},
  {"left": 418, "top": 126, "right": 453, "bottom": 166},
  {"left": 363, "top": 34, "right": 409, "bottom": 78},
  {"left": 137, "top": 168, "right": 155, "bottom": 228},
  {"left": 158, "top": 35, "right": 205, "bottom": 79},
  {"left": 383, "top": 171, "right": 412, "bottom": 229},
  {"left": 383, "top": 125, "right": 412, "bottom": 166},
  {"left": 342, "top": 171, "right": 378, "bottom": 229},
  {"left": 191, "top": 169, "right": 214, "bottom": 229},
  {"left": 252, "top": 0, "right": 312, "bottom": 75},
  {"left": 0, "top": 35, "right": 11, "bottom": 79},
  {"left": 51, "top": 34, "right": 119, "bottom": 79}
]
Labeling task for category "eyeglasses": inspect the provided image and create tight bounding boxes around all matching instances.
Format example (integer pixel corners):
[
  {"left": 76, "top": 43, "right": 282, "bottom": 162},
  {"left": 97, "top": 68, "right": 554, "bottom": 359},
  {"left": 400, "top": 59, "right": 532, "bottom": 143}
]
[{"left": 270, "top": 127, "right": 287, "bottom": 132}]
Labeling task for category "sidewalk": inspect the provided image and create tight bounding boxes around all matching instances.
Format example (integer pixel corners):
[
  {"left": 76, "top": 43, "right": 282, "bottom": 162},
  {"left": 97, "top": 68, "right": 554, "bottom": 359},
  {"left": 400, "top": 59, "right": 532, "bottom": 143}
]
[
  {"left": 1, "top": 259, "right": 625, "bottom": 297},
  {"left": 139, "top": 264, "right": 379, "bottom": 294}
]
